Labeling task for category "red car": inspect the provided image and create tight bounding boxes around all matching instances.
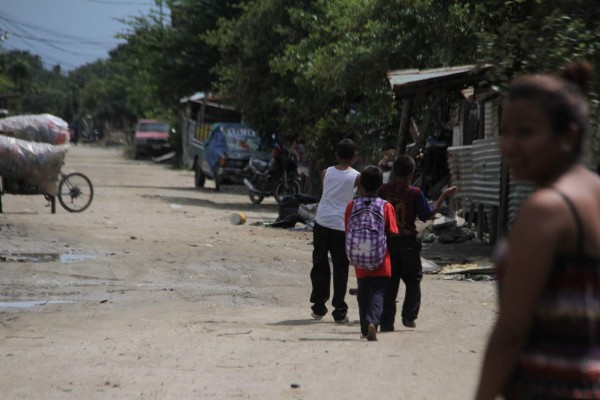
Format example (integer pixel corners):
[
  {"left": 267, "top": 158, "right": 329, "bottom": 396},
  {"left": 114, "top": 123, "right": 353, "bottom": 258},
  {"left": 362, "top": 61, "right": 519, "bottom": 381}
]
[{"left": 134, "top": 119, "right": 173, "bottom": 159}]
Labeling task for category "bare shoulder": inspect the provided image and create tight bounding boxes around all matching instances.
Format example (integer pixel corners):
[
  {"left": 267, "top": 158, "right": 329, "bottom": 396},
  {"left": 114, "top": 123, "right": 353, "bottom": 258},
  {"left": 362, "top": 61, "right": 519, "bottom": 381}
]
[
  {"left": 519, "top": 188, "right": 567, "bottom": 222},
  {"left": 512, "top": 189, "right": 568, "bottom": 240}
]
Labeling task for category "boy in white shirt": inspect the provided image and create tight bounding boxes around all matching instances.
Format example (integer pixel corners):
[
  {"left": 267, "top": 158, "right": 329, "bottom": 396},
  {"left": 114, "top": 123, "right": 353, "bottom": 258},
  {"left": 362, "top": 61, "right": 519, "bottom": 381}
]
[{"left": 309, "top": 139, "right": 360, "bottom": 323}]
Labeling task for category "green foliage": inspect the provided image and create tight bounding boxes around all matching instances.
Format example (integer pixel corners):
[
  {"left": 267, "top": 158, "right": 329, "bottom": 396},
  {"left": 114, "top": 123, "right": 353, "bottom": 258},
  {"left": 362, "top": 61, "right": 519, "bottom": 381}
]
[
  {"left": 473, "top": 0, "right": 600, "bottom": 94},
  {"left": 4, "top": 0, "right": 598, "bottom": 184},
  {"left": 0, "top": 50, "right": 70, "bottom": 116}
]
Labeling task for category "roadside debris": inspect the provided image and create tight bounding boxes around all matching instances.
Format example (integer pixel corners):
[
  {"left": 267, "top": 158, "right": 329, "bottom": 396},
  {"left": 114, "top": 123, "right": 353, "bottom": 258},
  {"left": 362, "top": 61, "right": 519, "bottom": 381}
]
[
  {"left": 230, "top": 212, "right": 247, "bottom": 225},
  {"left": 437, "top": 263, "right": 495, "bottom": 275}
]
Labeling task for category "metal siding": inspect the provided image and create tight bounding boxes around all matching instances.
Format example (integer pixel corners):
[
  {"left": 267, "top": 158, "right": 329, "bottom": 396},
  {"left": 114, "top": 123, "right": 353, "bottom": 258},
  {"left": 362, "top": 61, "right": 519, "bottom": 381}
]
[
  {"left": 483, "top": 99, "right": 501, "bottom": 139},
  {"left": 471, "top": 138, "right": 502, "bottom": 206},
  {"left": 484, "top": 102, "right": 493, "bottom": 138},
  {"left": 508, "top": 180, "right": 537, "bottom": 226},
  {"left": 387, "top": 65, "right": 476, "bottom": 87},
  {"left": 447, "top": 145, "right": 473, "bottom": 198}
]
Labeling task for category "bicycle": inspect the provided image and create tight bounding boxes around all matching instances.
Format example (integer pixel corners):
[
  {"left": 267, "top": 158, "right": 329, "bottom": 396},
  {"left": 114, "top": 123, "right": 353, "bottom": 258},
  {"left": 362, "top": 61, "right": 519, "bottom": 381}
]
[
  {"left": 0, "top": 171, "right": 94, "bottom": 214},
  {"left": 56, "top": 171, "right": 94, "bottom": 212}
]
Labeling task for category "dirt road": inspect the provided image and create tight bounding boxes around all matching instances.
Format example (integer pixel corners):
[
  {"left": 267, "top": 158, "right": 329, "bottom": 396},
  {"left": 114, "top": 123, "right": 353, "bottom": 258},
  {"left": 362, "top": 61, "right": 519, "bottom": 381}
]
[{"left": 0, "top": 145, "right": 497, "bottom": 399}]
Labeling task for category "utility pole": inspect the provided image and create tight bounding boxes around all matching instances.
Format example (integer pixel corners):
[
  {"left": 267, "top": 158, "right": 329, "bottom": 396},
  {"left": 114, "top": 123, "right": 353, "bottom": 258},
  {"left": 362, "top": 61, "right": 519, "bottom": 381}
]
[{"left": 156, "top": 0, "right": 164, "bottom": 26}]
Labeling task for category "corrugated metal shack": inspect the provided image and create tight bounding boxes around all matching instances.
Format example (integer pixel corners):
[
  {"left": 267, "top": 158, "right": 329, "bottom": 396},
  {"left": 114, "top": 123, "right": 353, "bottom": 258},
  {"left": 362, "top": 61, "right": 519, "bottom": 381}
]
[
  {"left": 387, "top": 66, "right": 600, "bottom": 245},
  {"left": 387, "top": 65, "right": 536, "bottom": 244}
]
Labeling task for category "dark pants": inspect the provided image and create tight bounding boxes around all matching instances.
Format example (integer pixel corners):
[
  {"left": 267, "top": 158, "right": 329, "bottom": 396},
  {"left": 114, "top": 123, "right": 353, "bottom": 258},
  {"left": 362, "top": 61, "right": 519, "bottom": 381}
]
[
  {"left": 357, "top": 276, "right": 388, "bottom": 336},
  {"left": 380, "top": 235, "right": 423, "bottom": 328},
  {"left": 310, "top": 222, "right": 350, "bottom": 320}
]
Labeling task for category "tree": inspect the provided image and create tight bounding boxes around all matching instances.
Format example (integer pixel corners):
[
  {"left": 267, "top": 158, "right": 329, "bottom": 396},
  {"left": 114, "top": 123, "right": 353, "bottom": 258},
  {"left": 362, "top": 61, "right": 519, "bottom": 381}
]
[{"left": 473, "top": 0, "right": 600, "bottom": 95}]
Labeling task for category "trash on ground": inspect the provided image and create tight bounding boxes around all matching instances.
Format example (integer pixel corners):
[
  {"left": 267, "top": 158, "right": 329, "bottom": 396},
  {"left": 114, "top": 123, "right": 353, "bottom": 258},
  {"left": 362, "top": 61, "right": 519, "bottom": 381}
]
[
  {"left": 230, "top": 212, "right": 247, "bottom": 225},
  {"left": 437, "top": 263, "right": 495, "bottom": 275}
]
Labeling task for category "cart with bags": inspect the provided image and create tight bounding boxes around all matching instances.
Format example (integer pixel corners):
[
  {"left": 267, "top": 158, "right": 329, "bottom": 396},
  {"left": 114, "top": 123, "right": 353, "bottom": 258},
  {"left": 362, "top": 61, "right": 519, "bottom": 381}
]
[{"left": 0, "top": 114, "right": 93, "bottom": 213}]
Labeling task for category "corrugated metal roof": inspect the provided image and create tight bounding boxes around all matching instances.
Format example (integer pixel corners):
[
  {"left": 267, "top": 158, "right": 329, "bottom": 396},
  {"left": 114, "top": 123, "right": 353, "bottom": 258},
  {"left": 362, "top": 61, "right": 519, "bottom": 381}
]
[
  {"left": 179, "top": 92, "right": 231, "bottom": 106},
  {"left": 387, "top": 65, "right": 491, "bottom": 98},
  {"left": 387, "top": 65, "right": 478, "bottom": 87}
]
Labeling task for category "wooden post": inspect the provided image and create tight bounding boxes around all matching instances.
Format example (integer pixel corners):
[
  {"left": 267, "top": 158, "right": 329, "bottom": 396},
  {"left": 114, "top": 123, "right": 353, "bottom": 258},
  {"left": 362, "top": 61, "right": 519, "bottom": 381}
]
[
  {"left": 490, "top": 206, "right": 499, "bottom": 245},
  {"left": 395, "top": 99, "right": 413, "bottom": 156},
  {"left": 477, "top": 203, "right": 485, "bottom": 241},
  {"left": 467, "top": 201, "right": 475, "bottom": 229}
]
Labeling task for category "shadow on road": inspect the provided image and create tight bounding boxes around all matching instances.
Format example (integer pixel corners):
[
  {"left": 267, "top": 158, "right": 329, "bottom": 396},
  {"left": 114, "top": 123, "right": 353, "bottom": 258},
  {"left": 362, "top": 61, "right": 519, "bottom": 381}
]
[{"left": 141, "top": 194, "right": 278, "bottom": 213}]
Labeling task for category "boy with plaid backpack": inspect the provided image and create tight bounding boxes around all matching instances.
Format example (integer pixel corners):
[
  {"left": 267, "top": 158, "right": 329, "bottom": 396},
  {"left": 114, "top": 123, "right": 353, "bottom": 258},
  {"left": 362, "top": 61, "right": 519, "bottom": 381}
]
[{"left": 345, "top": 166, "right": 398, "bottom": 341}]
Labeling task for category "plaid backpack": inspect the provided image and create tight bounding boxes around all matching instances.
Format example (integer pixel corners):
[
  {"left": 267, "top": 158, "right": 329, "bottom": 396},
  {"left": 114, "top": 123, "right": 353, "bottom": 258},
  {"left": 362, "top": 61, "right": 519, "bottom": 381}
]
[{"left": 345, "top": 197, "right": 387, "bottom": 270}]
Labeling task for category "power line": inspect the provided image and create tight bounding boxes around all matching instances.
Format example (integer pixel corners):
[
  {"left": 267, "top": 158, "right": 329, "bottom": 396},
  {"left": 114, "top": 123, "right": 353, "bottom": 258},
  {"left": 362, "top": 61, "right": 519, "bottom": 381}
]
[
  {"left": 0, "top": 11, "right": 119, "bottom": 44},
  {"left": 82, "top": 0, "right": 155, "bottom": 6},
  {"left": 0, "top": 10, "right": 129, "bottom": 70},
  {"left": 0, "top": 18, "right": 106, "bottom": 60},
  {"left": 2, "top": 42, "right": 80, "bottom": 71},
  {"left": 5, "top": 32, "right": 117, "bottom": 48}
]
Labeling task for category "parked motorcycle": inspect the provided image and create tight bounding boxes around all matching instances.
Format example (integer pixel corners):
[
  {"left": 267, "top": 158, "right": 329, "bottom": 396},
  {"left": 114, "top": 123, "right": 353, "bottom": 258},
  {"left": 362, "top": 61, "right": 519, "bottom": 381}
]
[{"left": 243, "top": 146, "right": 301, "bottom": 204}]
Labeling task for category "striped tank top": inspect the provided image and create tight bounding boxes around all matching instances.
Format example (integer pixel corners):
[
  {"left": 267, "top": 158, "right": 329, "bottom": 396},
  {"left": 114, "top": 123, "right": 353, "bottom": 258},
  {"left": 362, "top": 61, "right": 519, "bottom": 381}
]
[{"left": 501, "top": 190, "right": 600, "bottom": 399}]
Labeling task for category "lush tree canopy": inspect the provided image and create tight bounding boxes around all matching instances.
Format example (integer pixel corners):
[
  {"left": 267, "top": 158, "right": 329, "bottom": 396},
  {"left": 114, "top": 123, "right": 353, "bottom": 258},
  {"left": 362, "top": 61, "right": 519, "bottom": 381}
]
[{"left": 1, "top": 0, "right": 598, "bottom": 165}]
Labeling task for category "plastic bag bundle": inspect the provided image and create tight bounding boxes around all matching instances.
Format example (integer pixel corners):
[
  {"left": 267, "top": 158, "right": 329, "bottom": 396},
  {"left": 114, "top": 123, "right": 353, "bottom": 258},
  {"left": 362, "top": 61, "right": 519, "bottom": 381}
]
[
  {"left": 0, "top": 136, "right": 69, "bottom": 196},
  {"left": 0, "top": 114, "right": 70, "bottom": 145}
]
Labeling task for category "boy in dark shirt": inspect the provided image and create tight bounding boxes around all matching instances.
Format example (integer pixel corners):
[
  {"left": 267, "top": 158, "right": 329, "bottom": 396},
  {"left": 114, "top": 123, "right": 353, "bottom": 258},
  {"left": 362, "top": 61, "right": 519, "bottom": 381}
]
[{"left": 378, "top": 155, "right": 457, "bottom": 331}]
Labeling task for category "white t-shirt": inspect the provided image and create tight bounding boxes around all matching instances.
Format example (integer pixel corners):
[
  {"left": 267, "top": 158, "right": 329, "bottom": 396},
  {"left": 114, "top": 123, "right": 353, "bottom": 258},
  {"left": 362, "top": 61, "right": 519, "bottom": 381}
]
[{"left": 315, "top": 166, "right": 360, "bottom": 231}]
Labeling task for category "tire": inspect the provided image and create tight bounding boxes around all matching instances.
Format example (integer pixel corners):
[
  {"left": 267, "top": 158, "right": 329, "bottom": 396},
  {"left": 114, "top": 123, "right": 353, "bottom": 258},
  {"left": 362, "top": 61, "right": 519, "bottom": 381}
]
[
  {"left": 248, "top": 190, "right": 264, "bottom": 205},
  {"left": 194, "top": 162, "right": 206, "bottom": 187},
  {"left": 274, "top": 179, "right": 301, "bottom": 204},
  {"left": 58, "top": 172, "right": 94, "bottom": 213}
]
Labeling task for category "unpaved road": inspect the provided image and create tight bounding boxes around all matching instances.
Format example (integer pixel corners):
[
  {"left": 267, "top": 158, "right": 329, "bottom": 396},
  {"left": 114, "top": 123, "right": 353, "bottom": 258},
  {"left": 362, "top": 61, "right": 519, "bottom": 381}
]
[{"left": 0, "top": 145, "right": 496, "bottom": 399}]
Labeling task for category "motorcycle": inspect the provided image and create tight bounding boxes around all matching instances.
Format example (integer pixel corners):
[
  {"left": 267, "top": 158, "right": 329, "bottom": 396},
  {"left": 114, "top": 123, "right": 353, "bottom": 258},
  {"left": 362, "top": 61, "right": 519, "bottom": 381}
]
[{"left": 243, "top": 146, "right": 301, "bottom": 204}]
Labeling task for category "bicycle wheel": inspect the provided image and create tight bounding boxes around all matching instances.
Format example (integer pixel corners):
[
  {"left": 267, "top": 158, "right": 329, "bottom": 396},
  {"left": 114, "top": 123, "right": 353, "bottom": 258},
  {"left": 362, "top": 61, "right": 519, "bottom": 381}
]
[
  {"left": 58, "top": 172, "right": 94, "bottom": 212},
  {"left": 274, "top": 179, "right": 301, "bottom": 204}
]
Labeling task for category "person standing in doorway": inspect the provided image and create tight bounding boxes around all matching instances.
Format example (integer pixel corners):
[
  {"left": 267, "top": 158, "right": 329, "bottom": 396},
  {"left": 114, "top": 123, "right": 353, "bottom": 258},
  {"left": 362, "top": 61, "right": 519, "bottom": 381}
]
[{"left": 310, "top": 139, "right": 360, "bottom": 323}]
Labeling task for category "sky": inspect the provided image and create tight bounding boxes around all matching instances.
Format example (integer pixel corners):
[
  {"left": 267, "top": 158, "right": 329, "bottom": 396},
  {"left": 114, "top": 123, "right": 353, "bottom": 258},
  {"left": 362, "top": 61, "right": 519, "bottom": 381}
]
[{"left": 0, "top": 0, "right": 168, "bottom": 71}]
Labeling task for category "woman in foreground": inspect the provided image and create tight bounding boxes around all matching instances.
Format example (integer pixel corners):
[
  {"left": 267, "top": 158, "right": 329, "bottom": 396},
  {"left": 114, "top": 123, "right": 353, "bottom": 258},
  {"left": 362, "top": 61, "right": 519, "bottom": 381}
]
[{"left": 475, "top": 60, "right": 600, "bottom": 399}]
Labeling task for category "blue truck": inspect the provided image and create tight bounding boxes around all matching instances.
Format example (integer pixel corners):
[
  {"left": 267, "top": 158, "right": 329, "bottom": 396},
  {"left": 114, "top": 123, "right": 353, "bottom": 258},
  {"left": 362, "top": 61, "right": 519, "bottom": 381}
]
[{"left": 179, "top": 92, "right": 268, "bottom": 191}]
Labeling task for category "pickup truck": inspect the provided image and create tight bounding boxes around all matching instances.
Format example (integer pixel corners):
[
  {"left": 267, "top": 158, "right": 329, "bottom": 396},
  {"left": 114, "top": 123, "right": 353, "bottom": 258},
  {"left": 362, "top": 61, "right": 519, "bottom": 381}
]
[
  {"left": 179, "top": 92, "right": 269, "bottom": 191},
  {"left": 134, "top": 119, "right": 173, "bottom": 159},
  {"left": 193, "top": 123, "right": 270, "bottom": 191}
]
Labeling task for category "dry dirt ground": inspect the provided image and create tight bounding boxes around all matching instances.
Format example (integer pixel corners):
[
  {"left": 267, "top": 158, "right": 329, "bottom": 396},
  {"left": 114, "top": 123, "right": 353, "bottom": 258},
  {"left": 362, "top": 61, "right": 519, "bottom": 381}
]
[{"left": 0, "top": 145, "right": 497, "bottom": 400}]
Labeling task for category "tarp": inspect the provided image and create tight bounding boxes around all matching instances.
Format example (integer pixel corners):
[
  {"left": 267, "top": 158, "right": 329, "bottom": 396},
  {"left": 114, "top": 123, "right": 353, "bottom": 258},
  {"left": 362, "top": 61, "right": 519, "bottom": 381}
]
[
  {"left": 205, "top": 126, "right": 228, "bottom": 175},
  {"left": 0, "top": 113, "right": 71, "bottom": 195},
  {"left": 205, "top": 123, "right": 261, "bottom": 174},
  {"left": 0, "top": 136, "right": 69, "bottom": 195},
  {"left": 0, "top": 113, "right": 70, "bottom": 145}
]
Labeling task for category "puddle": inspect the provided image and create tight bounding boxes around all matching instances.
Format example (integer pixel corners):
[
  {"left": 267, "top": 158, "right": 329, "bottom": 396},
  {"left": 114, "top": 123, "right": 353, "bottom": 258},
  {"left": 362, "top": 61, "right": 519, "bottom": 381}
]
[
  {"left": 0, "top": 252, "right": 98, "bottom": 263},
  {"left": 0, "top": 300, "right": 74, "bottom": 309},
  {"left": 60, "top": 254, "right": 98, "bottom": 263}
]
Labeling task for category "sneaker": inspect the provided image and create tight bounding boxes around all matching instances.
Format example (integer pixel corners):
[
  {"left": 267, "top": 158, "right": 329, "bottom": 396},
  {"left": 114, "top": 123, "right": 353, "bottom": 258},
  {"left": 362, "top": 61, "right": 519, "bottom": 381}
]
[
  {"left": 334, "top": 315, "right": 349, "bottom": 324},
  {"left": 402, "top": 317, "right": 416, "bottom": 328},
  {"left": 311, "top": 311, "right": 325, "bottom": 320},
  {"left": 380, "top": 325, "right": 395, "bottom": 332},
  {"left": 367, "top": 324, "right": 377, "bottom": 341}
]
